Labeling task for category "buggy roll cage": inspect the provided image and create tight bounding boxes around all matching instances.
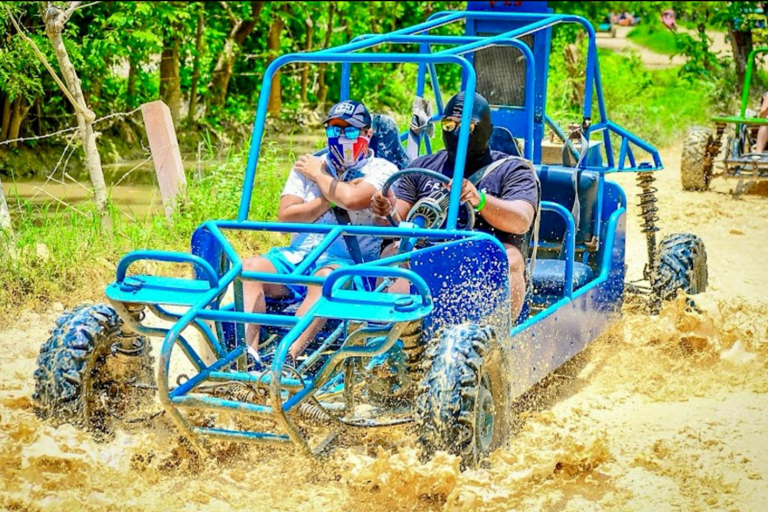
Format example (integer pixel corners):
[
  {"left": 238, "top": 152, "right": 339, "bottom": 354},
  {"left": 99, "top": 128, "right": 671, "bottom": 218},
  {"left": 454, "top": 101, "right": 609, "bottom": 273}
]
[{"left": 239, "top": 10, "right": 662, "bottom": 227}]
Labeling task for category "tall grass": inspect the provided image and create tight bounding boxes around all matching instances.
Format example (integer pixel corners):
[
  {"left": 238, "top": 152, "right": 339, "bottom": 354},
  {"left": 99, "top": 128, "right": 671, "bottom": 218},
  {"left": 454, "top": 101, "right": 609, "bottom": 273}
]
[
  {"left": 627, "top": 24, "right": 678, "bottom": 56},
  {"left": 547, "top": 43, "right": 714, "bottom": 146},
  {"left": 0, "top": 144, "right": 291, "bottom": 325}
]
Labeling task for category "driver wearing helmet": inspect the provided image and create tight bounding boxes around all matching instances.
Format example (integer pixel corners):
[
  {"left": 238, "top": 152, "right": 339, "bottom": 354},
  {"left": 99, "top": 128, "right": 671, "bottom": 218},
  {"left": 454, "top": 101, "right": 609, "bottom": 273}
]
[{"left": 370, "top": 92, "right": 539, "bottom": 320}]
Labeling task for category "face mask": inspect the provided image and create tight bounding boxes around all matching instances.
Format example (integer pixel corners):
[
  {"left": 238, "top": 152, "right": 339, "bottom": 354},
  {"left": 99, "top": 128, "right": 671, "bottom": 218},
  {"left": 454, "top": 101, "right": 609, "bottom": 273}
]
[
  {"left": 442, "top": 92, "right": 493, "bottom": 173},
  {"left": 328, "top": 133, "right": 370, "bottom": 171}
]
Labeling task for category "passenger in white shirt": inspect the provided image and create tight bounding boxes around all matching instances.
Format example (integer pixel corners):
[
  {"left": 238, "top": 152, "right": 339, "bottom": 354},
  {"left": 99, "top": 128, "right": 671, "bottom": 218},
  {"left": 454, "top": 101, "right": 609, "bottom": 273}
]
[{"left": 241, "top": 100, "right": 397, "bottom": 366}]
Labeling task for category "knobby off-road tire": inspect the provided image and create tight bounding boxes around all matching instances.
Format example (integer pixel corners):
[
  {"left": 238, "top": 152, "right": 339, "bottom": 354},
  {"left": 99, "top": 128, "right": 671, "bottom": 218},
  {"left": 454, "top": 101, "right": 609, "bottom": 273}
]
[
  {"left": 33, "top": 304, "right": 154, "bottom": 435},
  {"left": 415, "top": 324, "right": 505, "bottom": 468},
  {"left": 681, "top": 126, "right": 714, "bottom": 191},
  {"left": 654, "top": 233, "right": 709, "bottom": 301}
]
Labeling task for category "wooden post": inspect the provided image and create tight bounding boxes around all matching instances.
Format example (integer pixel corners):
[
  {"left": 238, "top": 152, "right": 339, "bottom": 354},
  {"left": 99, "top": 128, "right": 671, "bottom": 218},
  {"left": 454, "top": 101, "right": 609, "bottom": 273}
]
[
  {"left": 0, "top": 176, "right": 11, "bottom": 232},
  {"left": 141, "top": 100, "right": 187, "bottom": 219}
]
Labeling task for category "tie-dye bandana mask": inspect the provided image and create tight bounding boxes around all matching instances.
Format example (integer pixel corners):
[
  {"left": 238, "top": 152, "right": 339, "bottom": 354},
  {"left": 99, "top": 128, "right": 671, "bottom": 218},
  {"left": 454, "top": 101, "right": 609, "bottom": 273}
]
[{"left": 328, "top": 133, "right": 370, "bottom": 171}]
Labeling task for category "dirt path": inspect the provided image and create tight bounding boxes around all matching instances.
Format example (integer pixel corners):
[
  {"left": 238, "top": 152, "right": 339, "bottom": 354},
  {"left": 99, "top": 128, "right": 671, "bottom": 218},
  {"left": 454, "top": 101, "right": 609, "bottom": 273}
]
[
  {"left": 1, "top": 146, "right": 767, "bottom": 511},
  {"left": 596, "top": 25, "right": 731, "bottom": 69}
]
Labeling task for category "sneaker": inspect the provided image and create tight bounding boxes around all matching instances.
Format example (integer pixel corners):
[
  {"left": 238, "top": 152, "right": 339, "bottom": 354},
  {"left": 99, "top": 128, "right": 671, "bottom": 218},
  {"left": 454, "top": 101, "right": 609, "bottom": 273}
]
[{"left": 246, "top": 346, "right": 264, "bottom": 373}]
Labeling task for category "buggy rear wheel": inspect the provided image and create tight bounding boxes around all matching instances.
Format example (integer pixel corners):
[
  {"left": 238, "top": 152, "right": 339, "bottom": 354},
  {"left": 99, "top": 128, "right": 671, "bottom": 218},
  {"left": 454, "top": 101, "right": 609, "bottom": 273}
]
[
  {"left": 415, "top": 324, "right": 506, "bottom": 468},
  {"left": 654, "top": 233, "right": 708, "bottom": 301},
  {"left": 33, "top": 304, "right": 155, "bottom": 436},
  {"left": 681, "top": 126, "right": 714, "bottom": 191}
]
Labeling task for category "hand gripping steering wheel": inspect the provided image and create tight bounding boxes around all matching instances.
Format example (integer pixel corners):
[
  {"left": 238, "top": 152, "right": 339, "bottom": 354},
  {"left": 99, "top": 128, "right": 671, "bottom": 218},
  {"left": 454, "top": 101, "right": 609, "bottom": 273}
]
[{"left": 380, "top": 168, "right": 476, "bottom": 230}]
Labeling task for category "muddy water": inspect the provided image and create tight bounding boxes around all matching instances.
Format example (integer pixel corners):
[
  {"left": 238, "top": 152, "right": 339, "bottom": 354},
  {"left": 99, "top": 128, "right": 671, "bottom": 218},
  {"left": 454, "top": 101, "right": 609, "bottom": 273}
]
[
  {"left": 2, "top": 145, "right": 768, "bottom": 511},
  {"left": 5, "top": 133, "right": 322, "bottom": 219}
]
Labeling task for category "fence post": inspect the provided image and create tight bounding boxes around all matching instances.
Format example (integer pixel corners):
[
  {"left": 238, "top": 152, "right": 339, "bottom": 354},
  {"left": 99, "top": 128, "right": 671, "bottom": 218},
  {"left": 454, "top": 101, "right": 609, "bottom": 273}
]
[
  {"left": 0, "top": 176, "right": 11, "bottom": 233},
  {"left": 141, "top": 100, "right": 187, "bottom": 220}
]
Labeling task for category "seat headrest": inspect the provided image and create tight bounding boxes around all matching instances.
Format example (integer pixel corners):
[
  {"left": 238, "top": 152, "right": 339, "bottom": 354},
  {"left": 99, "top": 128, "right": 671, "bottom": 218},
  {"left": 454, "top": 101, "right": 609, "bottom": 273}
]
[
  {"left": 370, "top": 114, "right": 411, "bottom": 170},
  {"left": 489, "top": 126, "right": 522, "bottom": 157}
]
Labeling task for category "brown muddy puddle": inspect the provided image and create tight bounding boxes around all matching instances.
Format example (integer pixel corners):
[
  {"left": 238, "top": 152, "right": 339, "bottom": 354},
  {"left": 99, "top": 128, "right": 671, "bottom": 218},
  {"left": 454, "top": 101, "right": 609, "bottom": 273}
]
[{"left": 2, "top": 144, "right": 768, "bottom": 511}]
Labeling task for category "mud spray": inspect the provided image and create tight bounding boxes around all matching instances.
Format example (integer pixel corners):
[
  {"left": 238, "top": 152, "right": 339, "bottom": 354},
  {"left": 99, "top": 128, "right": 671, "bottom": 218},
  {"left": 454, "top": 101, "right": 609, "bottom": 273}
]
[{"left": 2, "top": 145, "right": 767, "bottom": 511}]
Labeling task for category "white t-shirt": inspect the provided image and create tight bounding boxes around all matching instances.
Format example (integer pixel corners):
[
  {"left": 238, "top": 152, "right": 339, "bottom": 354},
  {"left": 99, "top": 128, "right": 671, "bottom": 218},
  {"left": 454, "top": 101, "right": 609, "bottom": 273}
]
[{"left": 279, "top": 154, "right": 397, "bottom": 264}]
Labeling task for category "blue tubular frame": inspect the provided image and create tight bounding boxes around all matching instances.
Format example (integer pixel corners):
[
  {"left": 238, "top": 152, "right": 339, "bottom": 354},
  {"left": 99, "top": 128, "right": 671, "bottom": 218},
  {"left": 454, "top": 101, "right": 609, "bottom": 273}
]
[
  {"left": 239, "top": 10, "right": 661, "bottom": 227},
  {"left": 239, "top": 52, "right": 477, "bottom": 228},
  {"left": 343, "top": 33, "right": 536, "bottom": 161},
  {"left": 109, "top": 220, "right": 470, "bottom": 453}
]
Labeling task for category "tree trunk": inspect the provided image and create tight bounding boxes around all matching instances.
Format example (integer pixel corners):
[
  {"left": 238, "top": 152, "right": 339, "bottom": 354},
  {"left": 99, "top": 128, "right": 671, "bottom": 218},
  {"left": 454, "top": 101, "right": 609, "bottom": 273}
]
[
  {"left": 0, "top": 95, "right": 10, "bottom": 141},
  {"left": 8, "top": 97, "right": 31, "bottom": 146},
  {"left": 187, "top": 6, "right": 205, "bottom": 123},
  {"left": 35, "top": 98, "right": 43, "bottom": 134},
  {"left": 160, "top": 34, "right": 181, "bottom": 124},
  {"left": 369, "top": 3, "right": 378, "bottom": 35},
  {"left": 44, "top": 4, "right": 107, "bottom": 211},
  {"left": 208, "top": 1, "right": 265, "bottom": 108},
  {"left": 727, "top": 20, "right": 754, "bottom": 96},
  {"left": 316, "top": 2, "right": 336, "bottom": 108},
  {"left": 422, "top": 2, "right": 434, "bottom": 22},
  {"left": 0, "top": 176, "right": 11, "bottom": 233},
  {"left": 266, "top": 8, "right": 287, "bottom": 116},
  {"left": 127, "top": 57, "right": 138, "bottom": 108},
  {"left": 300, "top": 17, "right": 313, "bottom": 103},
  {"left": 87, "top": 75, "right": 103, "bottom": 105}
]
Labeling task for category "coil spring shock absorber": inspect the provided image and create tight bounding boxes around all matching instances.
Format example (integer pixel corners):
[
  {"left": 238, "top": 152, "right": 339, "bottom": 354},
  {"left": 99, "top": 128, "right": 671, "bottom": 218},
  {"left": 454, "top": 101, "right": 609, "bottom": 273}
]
[
  {"left": 400, "top": 320, "right": 425, "bottom": 383},
  {"left": 636, "top": 172, "right": 661, "bottom": 310}
]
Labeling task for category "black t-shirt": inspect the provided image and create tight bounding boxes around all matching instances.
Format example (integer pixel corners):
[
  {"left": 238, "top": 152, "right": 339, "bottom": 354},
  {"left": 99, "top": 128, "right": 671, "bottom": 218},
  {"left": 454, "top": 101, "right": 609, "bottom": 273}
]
[{"left": 393, "top": 150, "right": 539, "bottom": 250}]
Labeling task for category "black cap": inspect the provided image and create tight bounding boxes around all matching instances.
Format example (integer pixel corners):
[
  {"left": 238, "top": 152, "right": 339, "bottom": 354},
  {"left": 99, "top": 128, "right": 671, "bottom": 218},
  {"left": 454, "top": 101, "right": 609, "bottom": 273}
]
[{"left": 323, "top": 100, "right": 372, "bottom": 128}]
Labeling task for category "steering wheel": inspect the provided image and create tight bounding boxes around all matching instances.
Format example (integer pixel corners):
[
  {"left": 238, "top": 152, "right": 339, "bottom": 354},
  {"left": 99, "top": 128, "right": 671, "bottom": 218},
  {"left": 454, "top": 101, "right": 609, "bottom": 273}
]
[{"left": 380, "top": 167, "right": 476, "bottom": 231}]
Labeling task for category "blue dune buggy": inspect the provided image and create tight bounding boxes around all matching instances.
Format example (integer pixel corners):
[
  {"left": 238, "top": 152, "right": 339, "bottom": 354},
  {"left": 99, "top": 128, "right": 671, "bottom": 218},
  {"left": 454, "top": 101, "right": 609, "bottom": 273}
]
[{"left": 33, "top": 1, "right": 708, "bottom": 465}]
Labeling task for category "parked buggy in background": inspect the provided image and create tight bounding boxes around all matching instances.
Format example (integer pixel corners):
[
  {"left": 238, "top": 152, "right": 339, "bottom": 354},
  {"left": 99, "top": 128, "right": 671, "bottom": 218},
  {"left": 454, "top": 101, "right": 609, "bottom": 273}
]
[
  {"left": 33, "top": 0, "right": 708, "bottom": 467},
  {"left": 682, "top": 47, "right": 768, "bottom": 195}
]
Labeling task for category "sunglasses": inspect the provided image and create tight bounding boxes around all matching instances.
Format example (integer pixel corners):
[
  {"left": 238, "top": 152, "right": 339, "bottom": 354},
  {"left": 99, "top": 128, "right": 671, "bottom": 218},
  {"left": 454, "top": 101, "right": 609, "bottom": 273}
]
[
  {"left": 441, "top": 118, "right": 477, "bottom": 134},
  {"left": 325, "top": 125, "right": 362, "bottom": 139}
]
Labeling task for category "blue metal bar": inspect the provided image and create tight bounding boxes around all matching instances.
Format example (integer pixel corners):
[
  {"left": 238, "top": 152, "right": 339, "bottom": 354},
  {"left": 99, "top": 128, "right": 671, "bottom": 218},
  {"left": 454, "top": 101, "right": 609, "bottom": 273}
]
[
  {"left": 447, "top": 68, "right": 476, "bottom": 227},
  {"left": 321, "top": 266, "right": 432, "bottom": 305},
  {"left": 169, "top": 345, "right": 245, "bottom": 398},
  {"left": 193, "top": 318, "right": 226, "bottom": 359},
  {"left": 207, "top": 370, "right": 305, "bottom": 391},
  {"left": 195, "top": 309, "right": 299, "bottom": 327},
  {"left": 240, "top": 271, "right": 325, "bottom": 286},
  {"left": 540, "top": 201, "right": 575, "bottom": 298},
  {"left": 340, "top": 63, "right": 350, "bottom": 100},
  {"left": 239, "top": 51, "right": 474, "bottom": 222},
  {"left": 417, "top": 43, "right": 428, "bottom": 97},
  {"left": 116, "top": 251, "right": 219, "bottom": 287},
  {"left": 215, "top": 219, "right": 482, "bottom": 239},
  {"left": 176, "top": 333, "right": 206, "bottom": 372},
  {"left": 172, "top": 393, "right": 272, "bottom": 416},
  {"left": 292, "top": 226, "right": 344, "bottom": 275},
  {"left": 428, "top": 63, "right": 444, "bottom": 114},
  {"left": 618, "top": 137, "right": 629, "bottom": 170},
  {"left": 267, "top": 312, "right": 317, "bottom": 448},
  {"left": 202, "top": 221, "right": 241, "bottom": 264},
  {"left": 190, "top": 426, "right": 290, "bottom": 444}
]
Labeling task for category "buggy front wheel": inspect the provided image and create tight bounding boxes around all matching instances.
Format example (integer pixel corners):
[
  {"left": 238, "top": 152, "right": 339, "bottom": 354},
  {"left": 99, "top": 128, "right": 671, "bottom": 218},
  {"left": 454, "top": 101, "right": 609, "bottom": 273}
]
[
  {"left": 33, "top": 304, "right": 155, "bottom": 436},
  {"left": 681, "top": 126, "right": 714, "bottom": 191},
  {"left": 415, "top": 324, "right": 507, "bottom": 467}
]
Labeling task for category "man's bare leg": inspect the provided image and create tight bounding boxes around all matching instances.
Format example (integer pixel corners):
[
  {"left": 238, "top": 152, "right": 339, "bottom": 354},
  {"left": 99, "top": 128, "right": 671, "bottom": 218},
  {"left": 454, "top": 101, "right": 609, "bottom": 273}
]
[
  {"left": 378, "top": 242, "right": 410, "bottom": 294},
  {"left": 504, "top": 244, "right": 526, "bottom": 321},
  {"left": 287, "top": 266, "right": 336, "bottom": 360},
  {"left": 757, "top": 126, "right": 768, "bottom": 153},
  {"left": 241, "top": 257, "right": 291, "bottom": 350}
]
